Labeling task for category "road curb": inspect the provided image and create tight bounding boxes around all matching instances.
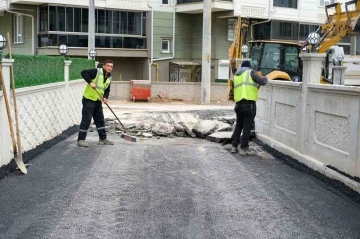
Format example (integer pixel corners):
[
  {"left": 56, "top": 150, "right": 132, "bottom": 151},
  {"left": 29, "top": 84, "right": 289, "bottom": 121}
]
[
  {"left": 0, "top": 125, "right": 78, "bottom": 180},
  {"left": 254, "top": 133, "right": 360, "bottom": 202}
]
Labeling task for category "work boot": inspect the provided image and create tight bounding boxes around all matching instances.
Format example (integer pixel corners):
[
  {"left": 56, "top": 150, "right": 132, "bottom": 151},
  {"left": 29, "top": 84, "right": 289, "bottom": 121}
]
[
  {"left": 239, "top": 147, "right": 256, "bottom": 156},
  {"left": 99, "top": 139, "right": 114, "bottom": 145},
  {"left": 230, "top": 147, "right": 238, "bottom": 154},
  {"left": 77, "top": 140, "right": 88, "bottom": 147}
]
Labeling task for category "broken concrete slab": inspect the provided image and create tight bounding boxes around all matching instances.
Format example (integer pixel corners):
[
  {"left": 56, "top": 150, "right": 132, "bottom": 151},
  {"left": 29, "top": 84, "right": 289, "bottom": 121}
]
[
  {"left": 214, "top": 115, "right": 236, "bottom": 125},
  {"left": 152, "top": 123, "right": 174, "bottom": 136},
  {"left": 207, "top": 131, "right": 233, "bottom": 143},
  {"left": 97, "top": 110, "right": 244, "bottom": 143},
  {"left": 179, "top": 122, "right": 196, "bottom": 138},
  {"left": 174, "top": 124, "right": 185, "bottom": 133},
  {"left": 174, "top": 131, "right": 187, "bottom": 137},
  {"left": 172, "top": 113, "right": 199, "bottom": 130},
  {"left": 192, "top": 120, "right": 218, "bottom": 138},
  {"left": 135, "top": 123, "right": 152, "bottom": 131},
  {"left": 142, "top": 132, "right": 153, "bottom": 138},
  {"left": 216, "top": 121, "right": 232, "bottom": 132}
]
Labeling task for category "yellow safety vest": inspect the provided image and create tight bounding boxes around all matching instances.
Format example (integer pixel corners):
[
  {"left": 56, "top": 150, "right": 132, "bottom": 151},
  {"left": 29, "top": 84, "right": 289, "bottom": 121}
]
[
  {"left": 83, "top": 69, "right": 111, "bottom": 101},
  {"left": 233, "top": 69, "right": 258, "bottom": 102}
]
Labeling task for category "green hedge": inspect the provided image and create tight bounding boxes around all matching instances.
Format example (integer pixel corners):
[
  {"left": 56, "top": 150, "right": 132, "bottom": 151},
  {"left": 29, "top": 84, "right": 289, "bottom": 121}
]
[
  {"left": 68, "top": 57, "right": 95, "bottom": 81},
  {"left": 11, "top": 54, "right": 64, "bottom": 88},
  {"left": 0, "top": 55, "right": 95, "bottom": 89}
]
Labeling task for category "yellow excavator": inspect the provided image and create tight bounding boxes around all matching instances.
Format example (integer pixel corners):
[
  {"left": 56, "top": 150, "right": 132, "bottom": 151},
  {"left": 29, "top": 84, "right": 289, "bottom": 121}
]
[{"left": 228, "top": 0, "right": 360, "bottom": 97}]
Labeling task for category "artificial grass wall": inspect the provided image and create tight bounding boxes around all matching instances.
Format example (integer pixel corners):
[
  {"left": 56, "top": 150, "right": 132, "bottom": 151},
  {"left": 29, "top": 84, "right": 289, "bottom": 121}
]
[{"left": 1, "top": 55, "right": 95, "bottom": 89}]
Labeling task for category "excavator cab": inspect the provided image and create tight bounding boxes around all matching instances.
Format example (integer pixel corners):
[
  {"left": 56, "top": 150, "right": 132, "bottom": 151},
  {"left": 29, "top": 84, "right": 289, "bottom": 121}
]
[{"left": 248, "top": 41, "right": 303, "bottom": 82}]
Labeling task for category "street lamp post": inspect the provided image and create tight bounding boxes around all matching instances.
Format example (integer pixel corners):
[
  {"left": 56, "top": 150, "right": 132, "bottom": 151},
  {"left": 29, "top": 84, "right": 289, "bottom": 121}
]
[
  {"left": 89, "top": 49, "right": 97, "bottom": 60},
  {"left": 337, "top": 54, "right": 344, "bottom": 66},
  {"left": 58, "top": 44, "right": 69, "bottom": 58},
  {"left": 307, "top": 32, "right": 320, "bottom": 53},
  {"left": 0, "top": 34, "right": 8, "bottom": 59},
  {"left": 241, "top": 45, "right": 249, "bottom": 58}
]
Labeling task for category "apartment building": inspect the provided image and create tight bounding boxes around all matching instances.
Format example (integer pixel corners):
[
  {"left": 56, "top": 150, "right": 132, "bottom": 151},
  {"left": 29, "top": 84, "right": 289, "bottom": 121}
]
[
  {"left": 0, "top": 0, "right": 168, "bottom": 81},
  {"left": 0, "top": 0, "right": 357, "bottom": 83},
  {"left": 234, "top": 0, "right": 357, "bottom": 54}
]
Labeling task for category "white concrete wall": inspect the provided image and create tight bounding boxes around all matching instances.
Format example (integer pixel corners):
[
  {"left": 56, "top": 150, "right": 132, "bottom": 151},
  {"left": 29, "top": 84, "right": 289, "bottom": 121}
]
[
  {"left": 256, "top": 80, "right": 360, "bottom": 191},
  {"left": 109, "top": 81, "right": 229, "bottom": 102},
  {"left": 0, "top": 0, "right": 6, "bottom": 10},
  {"left": 149, "top": 0, "right": 175, "bottom": 12},
  {"left": 0, "top": 60, "right": 83, "bottom": 167},
  {"left": 340, "top": 57, "right": 360, "bottom": 85},
  {"left": 234, "top": 0, "right": 331, "bottom": 24}
]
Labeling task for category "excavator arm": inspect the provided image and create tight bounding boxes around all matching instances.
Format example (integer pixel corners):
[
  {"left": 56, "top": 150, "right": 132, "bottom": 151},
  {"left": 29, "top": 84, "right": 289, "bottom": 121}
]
[
  {"left": 303, "top": 0, "right": 360, "bottom": 53},
  {"left": 228, "top": 16, "right": 249, "bottom": 100}
]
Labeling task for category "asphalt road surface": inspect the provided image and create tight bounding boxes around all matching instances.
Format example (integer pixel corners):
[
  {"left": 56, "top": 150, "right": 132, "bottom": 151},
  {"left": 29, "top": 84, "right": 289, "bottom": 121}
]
[{"left": 0, "top": 132, "right": 359, "bottom": 239}]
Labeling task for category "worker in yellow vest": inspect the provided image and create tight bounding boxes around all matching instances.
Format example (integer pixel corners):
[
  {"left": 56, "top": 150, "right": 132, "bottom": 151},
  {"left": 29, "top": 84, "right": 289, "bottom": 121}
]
[
  {"left": 77, "top": 60, "right": 114, "bottom": 147},
  {"left": 230, "top": 61, "right": 268, "bottom": 155}
]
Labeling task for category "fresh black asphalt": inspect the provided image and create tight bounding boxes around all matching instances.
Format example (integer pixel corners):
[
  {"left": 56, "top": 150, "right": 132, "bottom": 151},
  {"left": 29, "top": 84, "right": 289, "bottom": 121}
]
[{"left": 0, "top": 131, "right": 360, "bottom": 239}]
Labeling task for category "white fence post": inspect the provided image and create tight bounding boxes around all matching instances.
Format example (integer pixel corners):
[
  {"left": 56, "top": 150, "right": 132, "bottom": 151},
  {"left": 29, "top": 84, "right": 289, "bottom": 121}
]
[
  {"left": 298, "top": 53, "right": 326, "bottom": 155},
  {"left": 64, "top": 60, "right": 72, "bottom": 129},
  {"left": 0, "top": 59, "right": 14, "bottom": 166},
  {"left": 332, "top": 66, "right": 348, "bottom": 85}
]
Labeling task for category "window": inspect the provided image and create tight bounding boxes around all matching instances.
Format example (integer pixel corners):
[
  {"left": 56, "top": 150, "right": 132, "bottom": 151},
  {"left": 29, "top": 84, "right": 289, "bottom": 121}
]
[
  {"left": 249, "top": 43, "right": 262, "bottom": 69},
  {"left": 40, "top": 6, "right": 48, "bottom": 32},
  {"left": 299, "top": 24, "right": 319, "bottom": 41},
  {"left": 162, "top": 0, "right": 169, "bottom": 4},
  {"left": 253, "top": 21, "right": 271, "bottom": 40},
  {"left": 38, "top": 5, "right": 147, "bottom": 49},
  {"left": 273, "top": 0, "right": 297, "bottom": 9},
  {"left": 228, "top": 19, "right": 236, "bottom": 41},
  {"left": 260, "top": 43, "right": 281, "bottom": 75},
  {"left": 261, "top": 43, "right": 280, "bottom": 68},
  {"left": 162, "top": 39, "right": 171, "bottom": 53},
  {"left": 271, "top": 21, "right": 298, "bottom": 40},
  {"left": 320, "top": 0, "right": 335, "bottom": 7},
  {"left": 284, "top": 46, "right": 299, "bottom": 73},
  {"left": 13, "top": 15, "right": 24, "bottom": 43}
]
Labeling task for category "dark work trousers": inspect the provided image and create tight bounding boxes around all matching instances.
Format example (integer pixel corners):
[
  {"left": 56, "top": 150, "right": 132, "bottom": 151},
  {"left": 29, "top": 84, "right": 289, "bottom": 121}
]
[
  {"left": 232, "top": 101, "right": 256, "bottom": 149},
  {"left": 77, "top": 97, "right": 107, "bottom": 141}
]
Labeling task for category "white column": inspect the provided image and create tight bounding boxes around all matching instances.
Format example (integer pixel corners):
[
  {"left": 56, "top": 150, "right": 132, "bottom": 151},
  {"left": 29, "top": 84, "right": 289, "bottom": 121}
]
[
  {"left": 95, "top": 61, "right": 99, "bottom": 68},
  {"left": 0, "top": 59, "right": 14, "bottom": 165},
  {"left": 63, "top": 60, "right": 72, "bottom": 129},
  {"left": 298, "top": 53, "right": 326, "bottom": 154},
  {"left": 299, "top": 53, "right": 326, "bottom": 84},
  {"left": 88, "top": 0, "right": 95, "bottom": 59},
  {"left": 332, "top": 66, "right": 348, "bottom": 85},
  {"left": 201, "top": 0, "right": 211, "bottom": 104},
  {"left": 350, "top": 36, "right": 356, "bottom": 56}
]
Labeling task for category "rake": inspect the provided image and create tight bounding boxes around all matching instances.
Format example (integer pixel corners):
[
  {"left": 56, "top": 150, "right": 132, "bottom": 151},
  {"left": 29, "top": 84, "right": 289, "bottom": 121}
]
[{"left": 93, "top": 88, "right": 136, "bottom": 142}]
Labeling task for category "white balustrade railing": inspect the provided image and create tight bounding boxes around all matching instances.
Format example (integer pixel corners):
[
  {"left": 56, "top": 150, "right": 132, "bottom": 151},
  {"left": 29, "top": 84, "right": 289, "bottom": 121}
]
[{"left": 106, "top": 0, "right": 149, "bottom": 10}]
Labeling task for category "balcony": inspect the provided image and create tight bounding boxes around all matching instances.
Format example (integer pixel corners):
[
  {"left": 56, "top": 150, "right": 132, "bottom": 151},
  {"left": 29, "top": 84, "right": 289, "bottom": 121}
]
[
  {"left": 176, "top": 0, "right": 233, "bottom": 14},
  {"left": 0, "top": 0, "right": 7, "bottom": 11},
  {"left": 9, "top": 0, "right": 150, "bottom": 11}
]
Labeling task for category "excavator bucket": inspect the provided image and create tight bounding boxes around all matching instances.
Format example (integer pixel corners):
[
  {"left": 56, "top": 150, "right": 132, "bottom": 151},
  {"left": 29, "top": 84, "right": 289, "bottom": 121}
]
[
  {"left": 325, "top": 0, "right": 360, "bottom": 34},
  {"left": 346, "top": 0, "right": 360, "bottom": 33},
  {"left": 349, "top": 14, "right": 360, "bottom": 33},
  {"left": 313, "top": 0, "right": 360, "bottom": 53}
]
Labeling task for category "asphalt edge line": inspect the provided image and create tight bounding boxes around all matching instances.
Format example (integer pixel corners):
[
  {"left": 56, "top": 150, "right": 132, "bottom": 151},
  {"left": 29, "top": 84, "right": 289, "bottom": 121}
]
[
  {"left": 0, "top": 125, "right": 79, "bottom": 180},
  {"left": 254, "top": 133, "right": 360, "bottom": 203}
]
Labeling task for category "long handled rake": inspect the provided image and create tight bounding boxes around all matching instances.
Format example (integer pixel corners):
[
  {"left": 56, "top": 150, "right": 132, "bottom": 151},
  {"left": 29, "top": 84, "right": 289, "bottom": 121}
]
[{"left": 93, "top": 88, "right": 136, "bottom": 142}]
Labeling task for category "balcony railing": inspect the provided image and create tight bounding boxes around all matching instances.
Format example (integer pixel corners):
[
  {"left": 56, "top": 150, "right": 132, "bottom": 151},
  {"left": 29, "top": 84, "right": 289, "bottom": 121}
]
[
  {"left": 0, "top": 0, "right": 7, "bottom": 9},
  {"left": 106, "top": 0, "right": 149, "bottom": 10},
  {"left": 177, "top": 0, "right": 232, "bottom": 4}
]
